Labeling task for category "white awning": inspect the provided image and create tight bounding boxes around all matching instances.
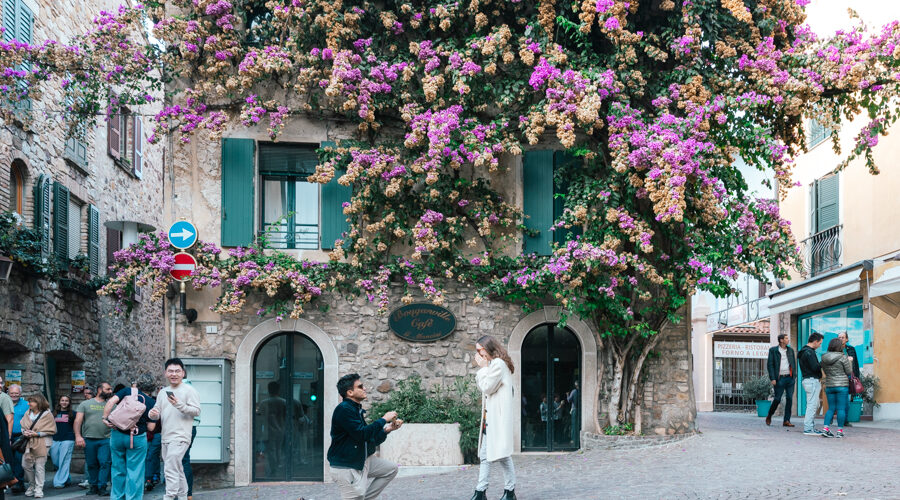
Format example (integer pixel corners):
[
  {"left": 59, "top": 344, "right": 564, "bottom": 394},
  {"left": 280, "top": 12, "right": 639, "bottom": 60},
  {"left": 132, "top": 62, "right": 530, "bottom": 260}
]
[
  {"left": 769, "top": 267, "right": 863, "bottom": 315},
  {"left": 870, "top": 265, "right": 900, "bottom": 318}
]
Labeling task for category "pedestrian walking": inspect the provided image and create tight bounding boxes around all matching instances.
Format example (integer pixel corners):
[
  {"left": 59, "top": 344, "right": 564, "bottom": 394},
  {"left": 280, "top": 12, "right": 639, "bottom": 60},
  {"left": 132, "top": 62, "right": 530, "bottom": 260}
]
[
  {"left": 104, "top": 375, "right": 157, "bottom": 500},
  {"left": 798, "top": 332, "right": 825, "bottom": 435},
  {"left": 821, "top": 338, "right": 854, "bottom": 438},
  {"left": 765, "top": 333, "right": 796, "bottom": 427},
  {"left": 0, "top": 374, "right": 18, "bottom": 499},
  {"left": 471, "top": 335, "right": 517, "bottom": 500},
  {"left": 49, "top": 395, "right": 76, "bottom": 488},
  {"left": 75, "top": 382, "right": 114, "bottom": 495},
  {"left": 7, "top": 385, "right": 28, "bottom": 493},
  {"left": 76, "top": 387, "right": 95, "bottom": 491},
  {"left": 326, "top": 373, "right": 403, "bottom": 500},
  {"left": 837, "top": 332, "right": 861, "bottom": 427},
  {"left": 20, "top": 394, "right": 57, "bottom": 498},
  {"left": 147, "top": 358, "right": 201, "bottom": 500}
]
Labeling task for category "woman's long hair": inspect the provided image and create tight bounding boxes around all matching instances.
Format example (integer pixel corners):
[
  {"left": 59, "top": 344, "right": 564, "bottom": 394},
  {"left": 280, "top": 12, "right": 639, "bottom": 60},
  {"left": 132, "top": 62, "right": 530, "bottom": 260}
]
[
  {"left": 55, "top": 395, "right": 73, "bottom": 419},
  {"left": 477, "top": 335, "right": 515, "bottom": 374},
  {"left": 827, "top": 338, "right": 844, "bottom": 353}
]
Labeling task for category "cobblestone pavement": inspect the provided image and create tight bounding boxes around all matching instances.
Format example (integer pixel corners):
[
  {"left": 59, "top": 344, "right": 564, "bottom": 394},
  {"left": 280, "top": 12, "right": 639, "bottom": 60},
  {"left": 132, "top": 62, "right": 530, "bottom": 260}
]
[{"left": 32, "top": 412, "right": 900, "bottom": 500}]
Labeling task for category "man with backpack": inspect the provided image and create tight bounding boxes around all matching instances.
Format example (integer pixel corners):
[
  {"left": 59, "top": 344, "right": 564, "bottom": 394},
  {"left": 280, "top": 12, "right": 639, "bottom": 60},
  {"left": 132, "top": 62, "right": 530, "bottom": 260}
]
[
  {"left": 148, "top": 359, "right": 201, "bottom": 500},
  {"left": 103, "top": 375, "right": 157, "bottom": 500}
]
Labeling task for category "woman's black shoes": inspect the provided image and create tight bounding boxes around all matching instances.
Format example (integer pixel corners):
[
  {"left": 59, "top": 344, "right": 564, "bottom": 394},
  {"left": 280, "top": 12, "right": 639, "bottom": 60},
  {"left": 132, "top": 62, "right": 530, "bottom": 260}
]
[
  {"left": 469, "top": 490, "right": 487, "bottom": 500},
  {"left": 500, "top": 489, "right": 517, "bottom": 500}
]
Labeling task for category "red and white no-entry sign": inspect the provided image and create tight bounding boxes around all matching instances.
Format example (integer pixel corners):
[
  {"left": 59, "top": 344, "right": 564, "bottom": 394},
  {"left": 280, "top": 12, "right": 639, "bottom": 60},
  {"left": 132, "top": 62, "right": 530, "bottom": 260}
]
[{"left": 170, "top": 252, "right": 197, "bottom": 282}]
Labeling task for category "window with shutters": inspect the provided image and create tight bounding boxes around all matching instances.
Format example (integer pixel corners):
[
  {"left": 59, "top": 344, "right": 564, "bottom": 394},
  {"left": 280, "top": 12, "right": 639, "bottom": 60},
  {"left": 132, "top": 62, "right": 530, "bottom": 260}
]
[
  {"left": 522, "top": 150, "right": 582, "bottom": 256},
  {"left": 807, "top": 118, "right": 832, "bottom": 149},
  {"left": 53, "top": 181, "right": 70, "bottom": 265},
  {"left": 258, "top": 143, "right": 321, "bottom": 250},
  {"left": 33, "top": 174, "right": 51, "bottom": 259},
  {"left": 64, "top": 96, "right": 89, "bottom": 172},
  {"left": 8, "top": 161, "right": 24, "bottom": 215},
  {"left": 132, "top": 115, "right": 143, "bottom": 178},
  {"left": 803, "top": 174, "right": 841, "bottom": 276},
  {"left": 106, "top": 227, "right": 122, "bottom": 274},
  {"left": 67, "top": 197, "right": 83, "bottom": 260},
  {"left": 1, "top": 0, "right": 33, "bottom": 115}
]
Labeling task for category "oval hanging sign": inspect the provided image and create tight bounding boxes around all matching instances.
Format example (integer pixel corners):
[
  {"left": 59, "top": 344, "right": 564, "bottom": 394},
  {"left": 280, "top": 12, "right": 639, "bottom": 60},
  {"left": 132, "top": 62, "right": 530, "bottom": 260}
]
[{"left": 389, "top": 303, "right": 456, "bottom": 342}]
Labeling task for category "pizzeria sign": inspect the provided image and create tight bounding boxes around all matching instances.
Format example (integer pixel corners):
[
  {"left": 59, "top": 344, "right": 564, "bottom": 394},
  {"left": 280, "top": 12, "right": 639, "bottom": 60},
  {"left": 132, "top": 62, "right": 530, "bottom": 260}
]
[{"left": 714, "top": 341, "right": 769, "bottom": 359}]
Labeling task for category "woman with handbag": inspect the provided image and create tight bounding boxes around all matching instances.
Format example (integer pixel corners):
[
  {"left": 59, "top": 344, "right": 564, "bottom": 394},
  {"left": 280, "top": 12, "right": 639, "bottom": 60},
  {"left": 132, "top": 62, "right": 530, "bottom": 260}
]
[
  {"left": 470, "top": 335, "right": 517, "bottom": 500},
  {"left": 821, "top": 338, "right": 853, "bottom": 439},
  {"left": 19, "top": 394, "right": 57, "bottom": 498}
]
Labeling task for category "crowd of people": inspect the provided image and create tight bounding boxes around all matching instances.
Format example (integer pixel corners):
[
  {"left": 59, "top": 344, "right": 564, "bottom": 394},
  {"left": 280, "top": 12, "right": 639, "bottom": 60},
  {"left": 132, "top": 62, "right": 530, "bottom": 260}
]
[
  {"left": 766, "top": 331, "right": 862, "bottom": 437},
  {"left": 0, "top": 358, "right": 201, "bottom": 500}
]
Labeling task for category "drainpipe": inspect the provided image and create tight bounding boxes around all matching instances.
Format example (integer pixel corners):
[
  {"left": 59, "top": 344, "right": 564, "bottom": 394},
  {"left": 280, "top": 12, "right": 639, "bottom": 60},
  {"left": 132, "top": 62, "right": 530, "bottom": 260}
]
[{"left": 170, "top": 298, "right": 177, "bottom": 359}]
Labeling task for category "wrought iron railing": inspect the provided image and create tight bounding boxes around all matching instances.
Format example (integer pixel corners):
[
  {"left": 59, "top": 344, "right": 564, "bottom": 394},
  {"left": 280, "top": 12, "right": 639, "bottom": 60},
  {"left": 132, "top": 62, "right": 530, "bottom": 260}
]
[
  {"left": 707, "top": 297, "right": 768, "bottom": 332},
  {"left": 258, "top": 223, "right": 319, "bottom": 250},
  {"left": 799, "top": 225, "right": 842, "bottom": 277}
]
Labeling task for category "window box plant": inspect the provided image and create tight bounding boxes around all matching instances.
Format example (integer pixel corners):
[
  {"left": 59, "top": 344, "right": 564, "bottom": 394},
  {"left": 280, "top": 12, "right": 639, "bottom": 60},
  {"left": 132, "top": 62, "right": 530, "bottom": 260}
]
[{"left": 743, "top": 375, "right": 773, "bottom": 418}]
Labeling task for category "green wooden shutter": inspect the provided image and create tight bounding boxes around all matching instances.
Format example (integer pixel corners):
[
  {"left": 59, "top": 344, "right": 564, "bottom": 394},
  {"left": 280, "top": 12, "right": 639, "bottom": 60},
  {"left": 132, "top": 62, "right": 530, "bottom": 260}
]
[
  {"left": 523, "top": 150, "right": 554, "bottom": 255},
  {"left": 88, "top": 205, "right": 100, "bottom": 275},
  {"left": 53, "top": 181, "right": 70, "bottom": 264},
  {"left": 2, "top": 0, "right": 16, "bottom": 43},
  {"left": 816, "top": 174, "right": 839, "bottom": 232},
  {"left": 809, "top": 181, "right": 818, "bottom": 235},
  {"left": 553, "top": 151, "right": 582, "bottom": 246},
  {"left": 33, "top": 174, "right": 51, "bottom": 259},
  {"left": 221, "top": 138, "right": 256, "bottom": 247},
  {"left": 319, "top": 141, "right": 350, "bottom": 250}
]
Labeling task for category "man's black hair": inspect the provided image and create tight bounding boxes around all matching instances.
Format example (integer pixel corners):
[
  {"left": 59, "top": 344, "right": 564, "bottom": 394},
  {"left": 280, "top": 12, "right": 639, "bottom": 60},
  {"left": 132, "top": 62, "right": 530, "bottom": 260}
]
[
  {"left": 777, "top": 333, "right": 788, "bottom": 342},
  {"left": 268, "top": 381, "right": 280, "bottom": 395},
  {"left": 337, "top": 373, "right": 361, "bottom": 399},
  {"left": 808, "top": 332, "right": 824, "bottom": 343},
  {"left": 164, "top": 358, "right": 186, "bottom": 371}
]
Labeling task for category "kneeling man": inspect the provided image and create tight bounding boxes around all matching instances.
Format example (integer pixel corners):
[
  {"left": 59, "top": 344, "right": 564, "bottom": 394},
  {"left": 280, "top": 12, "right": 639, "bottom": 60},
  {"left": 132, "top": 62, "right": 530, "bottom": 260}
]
[{"left": 327, "top": 373, "right": 403, "bottom": 500}]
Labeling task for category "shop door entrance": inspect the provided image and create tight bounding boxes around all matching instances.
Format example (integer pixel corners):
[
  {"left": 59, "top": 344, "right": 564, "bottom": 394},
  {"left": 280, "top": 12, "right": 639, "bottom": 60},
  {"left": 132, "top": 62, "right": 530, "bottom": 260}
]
[
  {"left": 520, "top": 324, "right": 581, "bottom": 451},
  {"left": 252, "top": 332, "right": 324, "bottom": 481}
]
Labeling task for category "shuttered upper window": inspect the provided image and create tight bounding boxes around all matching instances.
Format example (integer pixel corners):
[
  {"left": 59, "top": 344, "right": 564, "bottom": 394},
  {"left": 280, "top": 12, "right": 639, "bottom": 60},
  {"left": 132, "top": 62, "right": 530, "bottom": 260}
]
[
  {"left": 810, "top": 174, "right": 839, "bottom": 235},
  {"left": 523, "top": 150, "right": 582, "bottom": 256},
  {"left": 2, "top": 0, "right": 33, "bottom": 113},
  {"left": 808, "top": 119, "right": 832, "bottom": 149},
  {"left": 9, "top": 162, "right": 24, "bottom": 215},
  {"left": 220, "top": 139, "right": 348, "bottom": 249}
]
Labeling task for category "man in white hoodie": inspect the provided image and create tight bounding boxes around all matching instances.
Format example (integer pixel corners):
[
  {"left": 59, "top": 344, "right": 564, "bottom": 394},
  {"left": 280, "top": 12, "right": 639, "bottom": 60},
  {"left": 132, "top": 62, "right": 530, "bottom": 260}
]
[{"left": 148, "top": 358, "right": 201, "bottom": 500}]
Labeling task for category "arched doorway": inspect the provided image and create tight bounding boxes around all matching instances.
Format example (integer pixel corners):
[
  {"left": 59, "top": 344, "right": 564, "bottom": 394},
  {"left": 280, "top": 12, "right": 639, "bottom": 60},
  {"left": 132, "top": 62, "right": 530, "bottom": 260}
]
[
  {"left": 521, "top": 324, "right": 581, "bottom": 451},
  {"left": 252, "top": 332, "right": 324, "bottom": 481}
]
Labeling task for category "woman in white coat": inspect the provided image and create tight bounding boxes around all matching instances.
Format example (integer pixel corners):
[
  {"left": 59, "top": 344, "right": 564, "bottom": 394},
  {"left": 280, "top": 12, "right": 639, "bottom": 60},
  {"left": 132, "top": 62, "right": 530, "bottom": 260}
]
[{"left": 471, "top": 335, "right": 516, "bottom": 500}]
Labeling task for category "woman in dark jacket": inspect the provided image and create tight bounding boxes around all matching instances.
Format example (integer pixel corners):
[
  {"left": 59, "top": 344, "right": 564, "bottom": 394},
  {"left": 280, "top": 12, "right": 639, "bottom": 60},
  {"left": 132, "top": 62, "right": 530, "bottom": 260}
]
[
  {"left": 821, "top": 338, "right": 853, "bottom": 439},
  {"left": 0, "top": 401, "right": 18, "bottom": 499}
]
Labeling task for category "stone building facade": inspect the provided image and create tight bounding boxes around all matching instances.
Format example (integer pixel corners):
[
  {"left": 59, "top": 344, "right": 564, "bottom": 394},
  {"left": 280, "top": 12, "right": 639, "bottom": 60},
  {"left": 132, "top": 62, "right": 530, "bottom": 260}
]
[
  {"left": 0, "top": 0, "right": 166, "bottom": 428},
  {"left": 164, "top": 116, "right": 697, "bottom": 487}
]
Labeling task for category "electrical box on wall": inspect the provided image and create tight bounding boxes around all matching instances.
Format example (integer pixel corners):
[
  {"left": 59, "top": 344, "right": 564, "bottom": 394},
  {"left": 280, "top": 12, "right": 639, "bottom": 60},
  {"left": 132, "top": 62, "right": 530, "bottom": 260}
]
[{"left": 183, "top": 358, "right": 232, "bottom": 464}]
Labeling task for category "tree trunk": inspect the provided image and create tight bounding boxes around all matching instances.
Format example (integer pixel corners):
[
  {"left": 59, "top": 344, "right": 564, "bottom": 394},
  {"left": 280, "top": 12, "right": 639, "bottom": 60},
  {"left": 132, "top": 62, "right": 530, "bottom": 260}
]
[
  {"left": 607, "top": 351, "right": 627, "bottom": 426},
  {"left": 623, "top": 333, "right": 663, "bottom": 421}
]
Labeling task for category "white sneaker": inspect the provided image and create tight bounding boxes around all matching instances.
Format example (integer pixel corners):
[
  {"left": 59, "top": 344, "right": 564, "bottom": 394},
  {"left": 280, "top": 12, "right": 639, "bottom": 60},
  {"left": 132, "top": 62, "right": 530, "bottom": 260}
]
[
  {"left": 78, "top": 480, "right": 90, "bottom": 489},
  {"left": 24, "top": 488, "right": 34, "bottom": 497}
]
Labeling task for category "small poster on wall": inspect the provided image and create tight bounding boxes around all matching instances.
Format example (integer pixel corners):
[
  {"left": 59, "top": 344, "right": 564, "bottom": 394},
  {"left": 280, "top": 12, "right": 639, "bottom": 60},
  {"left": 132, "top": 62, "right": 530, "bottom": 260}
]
[
  {"left": 4, "top": 369, "right": 22, "bottom": 388},
  {"left": 71, "top": 370, "right": 86, "bottom": 393}
]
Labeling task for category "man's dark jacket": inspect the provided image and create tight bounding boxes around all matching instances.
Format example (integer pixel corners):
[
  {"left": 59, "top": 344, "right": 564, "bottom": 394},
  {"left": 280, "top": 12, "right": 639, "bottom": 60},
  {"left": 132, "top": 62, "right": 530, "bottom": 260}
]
[
  {"left": 767, "top": 345, "right": 796, "bottom": 381},
  {"left": 845, "top": 344, "right": 861, "bottom": 378},
  {"left": 326, "top": 398, "right": 387, "bottom": 470},
  {"left": 798, "top": 345, "right": 822, "bottom": 379}
]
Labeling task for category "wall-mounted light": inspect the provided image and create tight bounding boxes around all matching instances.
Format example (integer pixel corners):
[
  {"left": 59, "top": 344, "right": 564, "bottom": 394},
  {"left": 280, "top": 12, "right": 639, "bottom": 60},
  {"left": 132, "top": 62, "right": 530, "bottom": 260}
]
[{"left": 0, "top": 255, "right": 13, "bottom": 281}]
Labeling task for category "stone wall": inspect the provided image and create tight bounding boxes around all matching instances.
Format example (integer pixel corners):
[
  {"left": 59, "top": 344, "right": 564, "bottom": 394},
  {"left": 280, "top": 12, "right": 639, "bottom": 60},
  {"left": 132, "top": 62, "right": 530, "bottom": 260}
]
[
  {"left": 173, "top": 280, "right": 695, "bottom": 487},
  {"left": 0, "top": 0, "right": 167, "bottom": 472}
]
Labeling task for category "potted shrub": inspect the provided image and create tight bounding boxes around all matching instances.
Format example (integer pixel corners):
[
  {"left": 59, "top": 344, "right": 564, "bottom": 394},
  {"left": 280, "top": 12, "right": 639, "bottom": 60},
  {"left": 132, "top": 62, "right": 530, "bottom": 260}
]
[
  {"left": 370, "top": 375, "right": 479, "bottom": 465},
  {"left": 743, "top": 375, "right": 773, "bottom": 417},
  {"left": 849, "top": 374, "right": 880, "bottom": 422}
]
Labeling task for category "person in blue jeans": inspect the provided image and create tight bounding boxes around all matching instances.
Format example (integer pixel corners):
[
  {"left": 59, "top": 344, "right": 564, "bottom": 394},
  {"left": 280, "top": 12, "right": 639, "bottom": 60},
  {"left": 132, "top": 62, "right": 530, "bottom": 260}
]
[
  {"left": 820, "top": 338, "right": 853, "bottom": 438},
  {"left": 75, "top": 383, "right": 114, "bottom": 495},
  {"left": 49, "top": 395, "right": 76, "bottom": 488},
  {"left": 103, "top": 375, "right": 157, "bottom": 500}
]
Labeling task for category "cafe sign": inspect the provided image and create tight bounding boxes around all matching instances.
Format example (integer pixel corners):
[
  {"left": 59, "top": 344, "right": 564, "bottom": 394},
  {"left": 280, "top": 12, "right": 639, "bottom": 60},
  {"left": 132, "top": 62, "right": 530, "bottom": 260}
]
[{"left": 389, "top": 303, "right": 456, "bottom": 342}]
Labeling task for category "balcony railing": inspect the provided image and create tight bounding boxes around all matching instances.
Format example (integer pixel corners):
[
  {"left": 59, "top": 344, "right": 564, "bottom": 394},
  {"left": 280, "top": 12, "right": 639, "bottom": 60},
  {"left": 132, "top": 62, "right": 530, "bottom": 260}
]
[
  {"left": 799, "top": 225, "right": 842, "bottom": 277},
  {"left": 706, "top": 297, "right": 769, "bottom": 332},
  {"left": 258, "top": 223, "right": 319, "bottom": 250}
]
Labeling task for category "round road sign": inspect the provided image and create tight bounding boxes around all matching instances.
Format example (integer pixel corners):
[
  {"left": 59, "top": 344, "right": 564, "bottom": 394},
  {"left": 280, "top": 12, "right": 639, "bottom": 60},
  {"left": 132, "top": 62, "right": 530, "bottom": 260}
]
[
  {"left": 167, "top": 220, "right": 198, "bottom": 250},
  {"left": 170, "top": 252, "right": 197, "bottom": 282}
]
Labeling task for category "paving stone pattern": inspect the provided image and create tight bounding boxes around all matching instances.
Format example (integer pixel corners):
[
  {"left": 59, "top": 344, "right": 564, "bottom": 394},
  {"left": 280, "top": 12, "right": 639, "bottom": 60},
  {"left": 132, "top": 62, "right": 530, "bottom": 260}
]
[{"left": 117, "top": 412, "right": 898, "bottom": 500}]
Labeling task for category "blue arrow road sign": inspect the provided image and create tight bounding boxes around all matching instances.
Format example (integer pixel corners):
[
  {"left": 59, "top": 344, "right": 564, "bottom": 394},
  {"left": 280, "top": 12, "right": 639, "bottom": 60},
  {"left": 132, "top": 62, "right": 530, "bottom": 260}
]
[{"left": 167, "top": 220, "right": 198, "bottom": 249}]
